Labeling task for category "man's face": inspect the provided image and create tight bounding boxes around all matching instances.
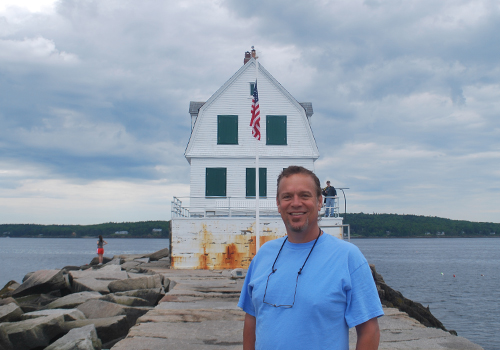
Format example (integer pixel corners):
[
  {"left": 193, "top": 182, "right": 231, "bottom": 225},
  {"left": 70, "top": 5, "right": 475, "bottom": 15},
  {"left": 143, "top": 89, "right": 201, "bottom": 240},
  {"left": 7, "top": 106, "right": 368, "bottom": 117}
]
[{"left": 276, "top": 173, "right": 322, "bottom": 236}]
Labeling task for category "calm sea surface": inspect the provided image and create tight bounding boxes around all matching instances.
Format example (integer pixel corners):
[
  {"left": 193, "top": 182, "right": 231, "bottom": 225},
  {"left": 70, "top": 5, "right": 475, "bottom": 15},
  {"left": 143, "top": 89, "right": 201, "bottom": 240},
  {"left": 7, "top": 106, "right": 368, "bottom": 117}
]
[
  {"left": 0, "top": 238, "right": 169, "bottom": 287},
  {"left": 352, "top": 238, "right": 499, "bottom": 350},
  {"left": 0, "top": 237, "right": 498, "bottom": 350}
]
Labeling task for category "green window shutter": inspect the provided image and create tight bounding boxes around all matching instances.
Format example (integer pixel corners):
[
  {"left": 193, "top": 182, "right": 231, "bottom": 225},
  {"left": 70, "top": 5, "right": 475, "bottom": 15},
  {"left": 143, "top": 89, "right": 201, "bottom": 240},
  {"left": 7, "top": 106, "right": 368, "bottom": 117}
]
[
  {"left": 266, "top": 115, "right": 287, "bottom": 145},
  {"left": 217, "top": 115, "right": 238, "bottom": 145},
  {"left": 246, "top": 168, "right": 267, "bottom": 197},
  {"left": 259, "top": 168, "right": 267, "bottom": 197},
  {"left": 206, "top": 168, "right": 226, "bottom": 197}
]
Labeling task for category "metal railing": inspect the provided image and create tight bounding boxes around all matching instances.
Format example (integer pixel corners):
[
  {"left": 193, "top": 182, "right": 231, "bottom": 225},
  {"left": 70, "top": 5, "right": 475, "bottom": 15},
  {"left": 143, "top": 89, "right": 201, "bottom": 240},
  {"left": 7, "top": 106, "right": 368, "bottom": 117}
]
[
  {"left": 171, "top": 197, "right": 190, "bottom": 218},
  {"left": 171, "top": 196, "right": 340, "bottom": 218}
]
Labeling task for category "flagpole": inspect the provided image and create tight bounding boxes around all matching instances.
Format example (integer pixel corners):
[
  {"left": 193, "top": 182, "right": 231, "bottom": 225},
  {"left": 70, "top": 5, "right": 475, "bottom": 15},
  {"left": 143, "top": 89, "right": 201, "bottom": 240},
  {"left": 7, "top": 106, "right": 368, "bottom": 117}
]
[{"left": 255, "top": 58, "right": 260, "bottom": 253}]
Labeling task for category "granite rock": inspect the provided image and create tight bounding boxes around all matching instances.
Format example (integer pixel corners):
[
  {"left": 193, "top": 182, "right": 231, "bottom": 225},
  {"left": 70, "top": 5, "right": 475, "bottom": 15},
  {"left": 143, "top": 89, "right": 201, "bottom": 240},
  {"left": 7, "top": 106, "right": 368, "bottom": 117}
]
[
  {"left": 104, "top": 258, "right": 124, "bottom": 266},
  {"left": 15, "top": 292, "right": 61, "bottom": 312},
  {"left": 21, "top": 308, "right": 86, "bottom": 321},
  {"left": 108, "top": 275, "right": 162, "bottom": 293},
  {"left": 0, "top": 297, "right": 17, "bottom": 307},
  {"left": 137, "top": 261, "right": 171, "bottom": 270},
  {"left": 76, "top": 299, "right": 150, "bottom": 328},
  {"left": 0, "top": 303, "right": 23, "bottom": 322},
  {"left": 145, "top": 247, "right": 170, "bottom": 261},
  {"left": 0, "top": 313, "right": 65, "bottom": 350},
  {"left": 119, "top": 261, "right": 141, "bottom": 271},
  {"left": 69, "top": 265, "right": 127, "bottom": 281},
  {"left": 113, "top": 288, "right": 165, "bottom": 306},
  {"left": 100, "top": 294, "right": 152, "bottom": 307},
  {"left": 370, "top": 264, "right": 453, "bottom": 334},
  {"left": 44, "top": 324, "right": 102, "bottom": 350},
  {"left": 0, "top": 281, "right": 20, "bottom": 298},
  {"left": 12, "top": 270, "right": 67, "bottom": 298},
  {"left": 46, "top": 291, "right": 102, "bottom": 309},
  {"left": 89, "top": 257, "right": 112, "bottom": 266},
  {"left": 62, "top": 316, "right": 129, "bottom": 344},
  {"left": 71, "top": 277, "right": 114, "bottom": 294}
]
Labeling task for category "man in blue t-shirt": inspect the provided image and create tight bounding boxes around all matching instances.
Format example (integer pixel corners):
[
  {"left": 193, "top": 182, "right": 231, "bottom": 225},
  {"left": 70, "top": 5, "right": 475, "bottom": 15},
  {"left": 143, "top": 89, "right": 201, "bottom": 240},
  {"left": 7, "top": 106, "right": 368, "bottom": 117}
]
[{"left": 238, "top": 166, "right": 383, "bottom": 350}]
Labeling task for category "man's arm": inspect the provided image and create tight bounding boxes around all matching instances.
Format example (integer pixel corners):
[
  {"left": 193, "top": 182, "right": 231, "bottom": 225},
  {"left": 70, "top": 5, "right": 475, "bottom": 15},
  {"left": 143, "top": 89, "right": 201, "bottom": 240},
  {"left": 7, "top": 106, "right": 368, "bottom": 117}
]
[
  {"left": 243, "top": 313, "right": 256, "bottom": 350},
  {"left": 355, "top": 317, "right": 380, "bottom": 350}
]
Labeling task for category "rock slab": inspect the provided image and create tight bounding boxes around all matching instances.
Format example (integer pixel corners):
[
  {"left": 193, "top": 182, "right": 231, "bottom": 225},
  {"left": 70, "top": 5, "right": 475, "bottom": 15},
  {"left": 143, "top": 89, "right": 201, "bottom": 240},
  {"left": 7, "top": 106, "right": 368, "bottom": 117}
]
[
  {"left": 44, "top": 324, "right": 102, "bottom": 350},
  {"left": 0, "top": 314, "right": 65, "bottom": 350},
  {"left": 62, "top": 316, "right": 129, "bottom": 345},
  {"left": 46, "top": 291, "right": 102, "bottom": 309},
  {"left": 108, "top": 275, "right": 162, "bottom": 293},
  {"left": 12, "top": 270, "right": 67, "bottom": 298},
  {"left": 0, "top": 303, "right": 23, "bottom": 323}
]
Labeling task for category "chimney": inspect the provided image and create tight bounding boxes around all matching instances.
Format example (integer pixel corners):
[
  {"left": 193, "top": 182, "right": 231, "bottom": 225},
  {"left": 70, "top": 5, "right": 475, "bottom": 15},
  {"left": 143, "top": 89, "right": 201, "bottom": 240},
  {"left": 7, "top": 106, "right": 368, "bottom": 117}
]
[
  {"left": 251, "top": 46, "right": 258, "bottom": 59},
  {"left": 244, "top": 46, "right": 258, "bottom": 65},
  {"left": 244, "top": 51, "right": 251, "bottom": 65}
]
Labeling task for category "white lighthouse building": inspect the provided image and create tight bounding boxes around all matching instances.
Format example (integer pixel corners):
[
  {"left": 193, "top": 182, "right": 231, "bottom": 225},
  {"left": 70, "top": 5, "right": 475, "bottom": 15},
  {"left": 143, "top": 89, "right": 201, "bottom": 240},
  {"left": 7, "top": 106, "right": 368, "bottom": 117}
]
[{"left": 170, "top": 50, "right": 343, "bottom": 269}]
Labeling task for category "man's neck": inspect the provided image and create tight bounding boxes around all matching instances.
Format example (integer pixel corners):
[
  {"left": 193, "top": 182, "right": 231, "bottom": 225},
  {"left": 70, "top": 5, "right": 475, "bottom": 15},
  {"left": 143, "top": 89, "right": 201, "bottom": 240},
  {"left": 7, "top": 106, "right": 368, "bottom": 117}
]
[{"left": 287, "top": 225, "right": 321, "bottom": 244}]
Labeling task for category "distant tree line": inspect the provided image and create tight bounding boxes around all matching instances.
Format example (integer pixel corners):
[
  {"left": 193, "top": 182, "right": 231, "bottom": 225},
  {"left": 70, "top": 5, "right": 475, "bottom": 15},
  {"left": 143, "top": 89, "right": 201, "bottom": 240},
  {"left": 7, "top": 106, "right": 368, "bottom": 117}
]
[
  {"left": 345, "top": 213, "right": 499, "bottom": 237},
  {"left": 2, "top": 215, "right": 499, "bottom": 238},
  {"left": 0, "top": 221, "right": 170, "bottom": 238}
]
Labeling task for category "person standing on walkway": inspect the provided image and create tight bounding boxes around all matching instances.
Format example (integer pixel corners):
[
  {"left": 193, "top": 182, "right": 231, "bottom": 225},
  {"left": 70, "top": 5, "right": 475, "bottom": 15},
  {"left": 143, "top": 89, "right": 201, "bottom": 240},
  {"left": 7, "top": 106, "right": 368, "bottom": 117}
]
[
  {"left": 322, "top": 180, "right": 337, "bottom": 217},
  {"left": 97, "top": 235, "right": 107, "bottom": 265},
  {"left": 238, "top": 166, "right": 383, "bottom": 350}
]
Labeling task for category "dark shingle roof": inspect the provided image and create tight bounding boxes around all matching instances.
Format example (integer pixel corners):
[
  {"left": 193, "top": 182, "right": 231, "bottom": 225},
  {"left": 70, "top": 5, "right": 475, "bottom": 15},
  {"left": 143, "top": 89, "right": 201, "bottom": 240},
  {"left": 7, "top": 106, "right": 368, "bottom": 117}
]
[
  {"left": 299, "top": 102, "right": 313, "bottom": 118},
  {"left": 189, "top": 101, "right": 205, "bottom": 116}
]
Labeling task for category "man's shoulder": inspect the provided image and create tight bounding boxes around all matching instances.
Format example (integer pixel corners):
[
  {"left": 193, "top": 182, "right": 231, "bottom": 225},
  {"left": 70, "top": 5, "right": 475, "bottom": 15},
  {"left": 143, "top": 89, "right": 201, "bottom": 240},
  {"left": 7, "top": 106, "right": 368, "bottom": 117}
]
[
  {"left": 321, "top": 234, "right": 363, "bottom": 255},
  {"left": 255, "top": 236, "right": 286, "bottom": 256},
  {"left": 260, "top": 236, "right": 286, "bottom": 250}
]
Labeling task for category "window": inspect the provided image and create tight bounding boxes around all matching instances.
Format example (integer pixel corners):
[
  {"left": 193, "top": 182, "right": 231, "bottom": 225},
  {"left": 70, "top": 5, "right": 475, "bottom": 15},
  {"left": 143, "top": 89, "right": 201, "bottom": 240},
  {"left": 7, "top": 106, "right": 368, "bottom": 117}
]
[
  {"left": 206, "top": 168, "right": 226, "bottom": 197},
  {"left": 217, "top": 115, "right": 238, "bottom": 145},
  {"left": 250, "top": 82, "right": 255, "bottom": 96},
  {"left": 266, "top": 115, "right": 287, "bottom": 145},
  {"left": 246, "top": 168, "right": 267, "bottom": 197}
]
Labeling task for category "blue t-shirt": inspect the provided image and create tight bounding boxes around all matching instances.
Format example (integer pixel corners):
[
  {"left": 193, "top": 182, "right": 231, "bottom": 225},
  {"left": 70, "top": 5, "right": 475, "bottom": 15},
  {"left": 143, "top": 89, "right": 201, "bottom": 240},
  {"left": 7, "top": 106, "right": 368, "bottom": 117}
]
[{"left": 238, "top": 233, "right": 384, "bottom": 350}]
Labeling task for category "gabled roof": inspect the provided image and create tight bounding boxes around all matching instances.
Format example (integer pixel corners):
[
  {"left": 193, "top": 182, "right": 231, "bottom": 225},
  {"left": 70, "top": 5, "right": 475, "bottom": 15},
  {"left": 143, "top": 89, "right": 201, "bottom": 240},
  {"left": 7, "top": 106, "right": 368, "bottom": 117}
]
[
  {"left": 185, "top": 58, "right": 319, "bottom": 159},
  {"left": 189, "top": 101, "right": 313, "bottom": 119}
]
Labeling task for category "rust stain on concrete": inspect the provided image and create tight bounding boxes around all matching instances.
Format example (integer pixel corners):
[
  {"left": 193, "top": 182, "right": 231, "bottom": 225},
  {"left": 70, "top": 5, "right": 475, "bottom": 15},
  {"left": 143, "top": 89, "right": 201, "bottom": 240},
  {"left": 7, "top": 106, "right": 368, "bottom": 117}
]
[{"left": 172, "top": 223, "right": 283, "bottom": 269}]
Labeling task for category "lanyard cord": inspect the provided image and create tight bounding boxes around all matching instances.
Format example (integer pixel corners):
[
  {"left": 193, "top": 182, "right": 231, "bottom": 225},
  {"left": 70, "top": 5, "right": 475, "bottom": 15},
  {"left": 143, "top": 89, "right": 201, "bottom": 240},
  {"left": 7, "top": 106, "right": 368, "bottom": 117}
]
[{"left": 271, "top": 227, "right": 322, "bottom": 274}]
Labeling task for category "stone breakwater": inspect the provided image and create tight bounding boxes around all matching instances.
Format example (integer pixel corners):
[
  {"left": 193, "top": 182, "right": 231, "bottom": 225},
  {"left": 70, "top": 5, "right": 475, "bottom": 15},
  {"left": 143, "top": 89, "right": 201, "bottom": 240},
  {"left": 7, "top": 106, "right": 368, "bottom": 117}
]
[
  {"left": 0, "top": 249, "right": 485, "bottom": 350},
  {"left": 0, "top": 248, "right": 171, "bottom": 350}
]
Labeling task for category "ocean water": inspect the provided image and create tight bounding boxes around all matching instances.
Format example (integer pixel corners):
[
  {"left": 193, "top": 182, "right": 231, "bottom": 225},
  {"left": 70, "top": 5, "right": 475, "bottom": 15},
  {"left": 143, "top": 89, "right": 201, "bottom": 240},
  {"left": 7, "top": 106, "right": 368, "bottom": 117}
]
[
  {"left": 0, "top": 237, "right": 497, "bottom": 350},
  {"left": 351, "top": 238, "right": 499, "bottom": 350},
  {"left": 0, "top": 238, "right": 169, "bottom": 287}
]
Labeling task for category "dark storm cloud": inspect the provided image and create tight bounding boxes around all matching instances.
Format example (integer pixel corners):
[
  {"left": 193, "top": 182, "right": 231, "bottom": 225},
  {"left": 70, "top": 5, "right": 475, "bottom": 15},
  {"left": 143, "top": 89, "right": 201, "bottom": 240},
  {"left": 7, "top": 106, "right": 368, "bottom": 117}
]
[{"left": 0, "top": 0, "right": 499, "bottom": 223}]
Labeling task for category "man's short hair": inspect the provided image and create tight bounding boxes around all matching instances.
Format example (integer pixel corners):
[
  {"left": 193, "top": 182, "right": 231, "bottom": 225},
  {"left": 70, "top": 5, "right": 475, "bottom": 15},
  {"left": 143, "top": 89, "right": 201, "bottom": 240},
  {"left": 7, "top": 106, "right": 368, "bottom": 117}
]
[{"left": 277, "top": 166, "right": 322, "bottom": 199}]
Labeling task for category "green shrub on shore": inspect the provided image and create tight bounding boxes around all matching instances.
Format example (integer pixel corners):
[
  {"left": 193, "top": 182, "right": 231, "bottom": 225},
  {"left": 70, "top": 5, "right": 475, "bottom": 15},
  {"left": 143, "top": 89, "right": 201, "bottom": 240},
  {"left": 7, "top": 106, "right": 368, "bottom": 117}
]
[
  {"left": 0, "top": 220, "right": 170, "bottom": 238},
  {"left": 346, "top": 213, "right": 499, "bottom": 237}
]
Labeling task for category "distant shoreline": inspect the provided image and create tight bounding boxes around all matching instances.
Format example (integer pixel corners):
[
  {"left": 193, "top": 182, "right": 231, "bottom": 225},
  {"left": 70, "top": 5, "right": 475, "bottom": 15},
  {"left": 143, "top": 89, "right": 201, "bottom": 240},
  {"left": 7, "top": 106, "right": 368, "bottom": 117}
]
[
  {"left": 349, "top": 235, "right": 499, "bottom": 239},
  {"left": 1, "top": 235, "right": 497, "bottom": 239},
  {"left": 0, "top": 236, "right": 169, "bottom": 239}
]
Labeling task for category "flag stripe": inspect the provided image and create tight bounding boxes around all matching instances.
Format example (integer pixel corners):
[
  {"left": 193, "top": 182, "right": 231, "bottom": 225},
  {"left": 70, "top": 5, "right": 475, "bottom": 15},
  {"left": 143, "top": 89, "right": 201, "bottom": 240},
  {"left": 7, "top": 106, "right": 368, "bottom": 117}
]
[{"left": 250, "top": 80, "right": 261, "bottom": 140}]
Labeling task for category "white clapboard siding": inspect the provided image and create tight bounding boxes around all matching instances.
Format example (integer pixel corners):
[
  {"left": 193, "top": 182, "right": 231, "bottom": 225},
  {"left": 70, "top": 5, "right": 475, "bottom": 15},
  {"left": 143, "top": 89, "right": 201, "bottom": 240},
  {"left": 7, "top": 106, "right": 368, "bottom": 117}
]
[
  {"left": 170, "top": 56, "right": 344, "bottom": 269},
  {"left": 185, "top": 59, "right": 319, "bottom": 160},
  {"left": 190, "top": 157, "right": 315, "bottom": 199}
]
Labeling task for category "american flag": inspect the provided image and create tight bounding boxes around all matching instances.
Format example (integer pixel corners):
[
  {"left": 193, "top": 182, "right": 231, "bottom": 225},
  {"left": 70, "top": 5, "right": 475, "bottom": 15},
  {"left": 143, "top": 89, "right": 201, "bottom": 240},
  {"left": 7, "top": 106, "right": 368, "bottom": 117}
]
[{"left": 250, "top": 80, "right": 260, "bottom": 140}]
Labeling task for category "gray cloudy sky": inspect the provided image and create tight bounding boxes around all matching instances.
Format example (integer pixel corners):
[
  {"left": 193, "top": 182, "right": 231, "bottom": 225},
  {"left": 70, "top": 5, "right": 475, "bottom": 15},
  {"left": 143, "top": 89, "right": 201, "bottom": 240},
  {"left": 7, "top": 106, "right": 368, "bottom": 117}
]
[{"left": 1, "top": 0, "right": 499, "bottom": 224}]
